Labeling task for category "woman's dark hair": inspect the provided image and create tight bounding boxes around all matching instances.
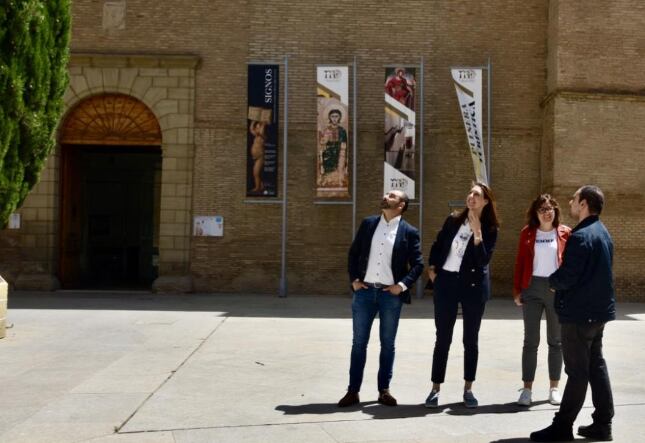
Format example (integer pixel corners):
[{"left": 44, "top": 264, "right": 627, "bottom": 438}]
[
  {"left": 526, "top": 193, "right": 561, "bottom": 228},
  {"left": 453, "top": 182, "right": 500, "bottom": 231}
]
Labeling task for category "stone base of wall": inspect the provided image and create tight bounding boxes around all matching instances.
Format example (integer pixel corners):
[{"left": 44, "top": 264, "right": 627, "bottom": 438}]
[
  {"left": 152, "top": 275, "right": 193, "bottom": 294},
  {"left": 14, "top": 274, "right": 61, "bottom": 291}
]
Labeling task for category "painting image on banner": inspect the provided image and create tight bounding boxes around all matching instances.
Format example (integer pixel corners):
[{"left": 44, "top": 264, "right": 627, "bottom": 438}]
[
  {"left": 384, "top": 67, "right": 416, "bottom": 199},
  {"left": 247, "top": 65, "right": 279, "bottom": 197},
  {"left": 316, "top": 66, "right": 349, "bottom": 198}
]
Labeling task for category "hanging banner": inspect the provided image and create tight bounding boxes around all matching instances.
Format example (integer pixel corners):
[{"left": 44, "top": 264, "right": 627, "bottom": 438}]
[
  {"left": 247, "top": 64, "right": 279, "bottom": 197},
  {"left": 451, "top": 68, "right": 488, "bottom": 185},
  {"left": 316, "top": 66, "right": 350, "bottom": 198},
  {"left": 384, "top": 67, "right": 416, "bottom": 199}
]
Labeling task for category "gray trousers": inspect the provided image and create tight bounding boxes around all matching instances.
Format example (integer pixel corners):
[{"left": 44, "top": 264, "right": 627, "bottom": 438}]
[{"left": 521, "top": 276, "right": 563, "bottom": 382}]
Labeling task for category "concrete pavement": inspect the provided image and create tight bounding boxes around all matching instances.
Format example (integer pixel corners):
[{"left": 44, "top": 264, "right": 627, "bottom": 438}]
[{"left": 1, "top": 292, "right": 643, "bottom": 443}]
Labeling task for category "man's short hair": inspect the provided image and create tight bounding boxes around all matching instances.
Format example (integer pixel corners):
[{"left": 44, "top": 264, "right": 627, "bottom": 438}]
[
  {"left": 579, "top": 185, "right": 604, "bottom": 215},
  {"left": 397, "top": 191, "right": 410, "bottom": 213},
  {"left": 328, "top": 109, "right": 342, "bottom": 119}
]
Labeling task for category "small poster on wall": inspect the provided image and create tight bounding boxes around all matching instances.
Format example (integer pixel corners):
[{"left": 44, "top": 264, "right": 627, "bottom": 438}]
[{"left": 193, "top": 216, "right": 223, "bottom": 237}]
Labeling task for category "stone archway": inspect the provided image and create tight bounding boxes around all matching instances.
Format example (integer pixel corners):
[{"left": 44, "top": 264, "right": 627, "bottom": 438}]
[
  {"left": 12, "top": 53, "right": 199, "bottom": 291},
  {"left": 59, "top": 93, "right": 163, "bottom": 146},
  {"left": 59, "top": 94, "right": 162, "bottom": 288}
]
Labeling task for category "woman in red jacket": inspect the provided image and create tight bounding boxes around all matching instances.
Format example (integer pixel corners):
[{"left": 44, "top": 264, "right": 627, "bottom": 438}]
[{"left": 513, "top": 194, "right": 571, "bottom": 407}]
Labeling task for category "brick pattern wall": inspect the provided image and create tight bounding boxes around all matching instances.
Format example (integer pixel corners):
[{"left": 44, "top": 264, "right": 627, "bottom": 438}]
[
  {"left": 552, "top": 0, "right": 645, "bottom": 91},
  {"left": 1, "top": 0, "right": 641, "bottom": 299},
  {"left": 544, "top": 0, "right": 645, "bottom": 300},
  {"left": 547, "top": 95, "right": 645, "bottom": 300}
]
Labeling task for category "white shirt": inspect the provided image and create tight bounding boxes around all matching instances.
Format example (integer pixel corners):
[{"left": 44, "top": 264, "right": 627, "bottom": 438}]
[
  {"left": 442, "top": 221, "right": 473, "bottom": 272},
  {"left": 533, "top": 229, "right": 559, "bottom": 277},
  {"left": 363, "top": 215, "right": 407, "bottom": 290}
]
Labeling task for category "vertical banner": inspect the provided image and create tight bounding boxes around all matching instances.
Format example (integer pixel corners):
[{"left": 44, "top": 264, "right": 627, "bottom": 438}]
[
  {"left": 247, "top": 65, "right": 279, "bottom": 197},
  {"left": 316, "top": 66, "right": 350, "bottom": 198},
  {"left": 384, "top": 67, "right": 416, "bottom": 199},
  {"left": 451, "top": 68, "right": 488, "bottom": 185}
]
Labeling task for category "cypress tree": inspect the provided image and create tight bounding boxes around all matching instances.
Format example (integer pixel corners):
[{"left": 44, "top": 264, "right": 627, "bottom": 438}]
[{"left": 0, "top": 0, "right": 71, "bottom": 226}]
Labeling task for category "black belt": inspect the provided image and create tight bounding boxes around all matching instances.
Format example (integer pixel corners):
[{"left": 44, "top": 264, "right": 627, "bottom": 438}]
[{"left": 364, "top": 282, "right": 388, "bottom": 288}]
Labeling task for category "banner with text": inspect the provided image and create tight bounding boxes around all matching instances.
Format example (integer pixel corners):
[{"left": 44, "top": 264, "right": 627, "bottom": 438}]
[
  {"left": 384, "top": 67, "right": 416, "bottom": 199},
  {"left": 316, "top": 66, "right": 350, "bottom": 198},
  {"left": 247, "top": 64, "right": 279, "bottom": 197},
  {"left": 451, "top": 68, "right": 488, "bottom": 185}
]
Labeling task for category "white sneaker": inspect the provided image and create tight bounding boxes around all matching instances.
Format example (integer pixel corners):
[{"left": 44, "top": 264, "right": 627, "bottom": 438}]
[
  {"left": 517, "top": 388, "right": 532, "bottom": 406},
  {"left": 549, "top": 387, "right": 562, "bottom": 405}
]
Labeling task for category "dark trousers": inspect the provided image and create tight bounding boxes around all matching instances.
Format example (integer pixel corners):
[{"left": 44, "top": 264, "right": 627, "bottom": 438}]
[
  {"left": 431, "top": 271, "right": 486, "bottom": 383},
  {"left": 553, "top": 322, "right": 614, "bottom": 428}
]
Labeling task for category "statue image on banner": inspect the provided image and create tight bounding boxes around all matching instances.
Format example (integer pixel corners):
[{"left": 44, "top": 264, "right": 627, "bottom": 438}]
[
  {"left": 384, "top": 67, "right": 416, "bottom": 198},
  {"left": 385, "top": 67, "right": 416, "bottom": 109},
  {"left": 316, "top": 66, "right": 350, "bottom": 198},
  {"left": 246, "top": 64, "right": 278, "bottom": 197},
  {"left": 247, "top": 107, "right": 271, "bottom": 194}
]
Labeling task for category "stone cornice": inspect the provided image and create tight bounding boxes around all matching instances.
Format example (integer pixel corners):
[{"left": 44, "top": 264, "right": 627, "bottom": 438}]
[
  {"left": 541, "top": 88, "right": 645, "bottom": 107},
  {"left": 70, "top": 52, "right": 201, "bottom": 69}
]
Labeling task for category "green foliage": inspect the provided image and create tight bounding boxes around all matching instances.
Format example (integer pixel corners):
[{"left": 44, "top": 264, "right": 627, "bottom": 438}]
[{"left": 0, "top": 0, "right": 71, "bottom": 226}]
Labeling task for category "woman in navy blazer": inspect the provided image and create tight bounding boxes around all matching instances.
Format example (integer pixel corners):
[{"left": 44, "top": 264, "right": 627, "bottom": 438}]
[{"left": 424, "top": 182, "right": 500, "bottom": 409}]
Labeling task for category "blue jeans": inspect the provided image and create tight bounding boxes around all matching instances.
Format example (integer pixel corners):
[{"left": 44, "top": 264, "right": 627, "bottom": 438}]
[{"left": 348, "top": 287, "right": 403, "bottom": 392}]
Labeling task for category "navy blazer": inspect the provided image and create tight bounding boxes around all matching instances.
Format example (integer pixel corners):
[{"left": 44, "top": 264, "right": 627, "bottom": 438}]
[
  {"left": 549, "top": 215, "right": 616, "bottom": 324},
  {"left": 348, "top": 215, "right": 424, "bottom": 304},
  {"left": 426, "top": 215, "right": 498, "bottom": 301}
]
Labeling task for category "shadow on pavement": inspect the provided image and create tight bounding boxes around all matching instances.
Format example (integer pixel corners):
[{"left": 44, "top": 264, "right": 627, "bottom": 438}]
[
  {"left": 7, "top": 292, "right": 644, "bottom": 321},
  {"left": 445, "top": 400, "right": 551, "bottom": 416},
  {"left": 275, "top": 401, "right": 550, "bottom": 420},
  {"left": 275, "top": 402, "right": 377, "bottom": 415},
  {"left": 489, "top": 439, "right": 531, "bottom": 443}
]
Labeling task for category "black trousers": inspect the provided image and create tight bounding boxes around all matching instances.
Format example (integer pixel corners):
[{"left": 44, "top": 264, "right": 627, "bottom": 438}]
[
  {"left": 431, "top": 270, "right": 486, "bottom": 383},
  {"left": 554, "top": 322, "right": 614, "bottom": 428}
]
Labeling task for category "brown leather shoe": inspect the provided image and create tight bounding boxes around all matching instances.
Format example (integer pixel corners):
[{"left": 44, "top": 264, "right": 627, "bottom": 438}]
[
  {"left": 377, "top": 389, "right": 397, "bottom": 406},
  {"left": 337, "top": 391, "right": 360, "bottom": 407}
]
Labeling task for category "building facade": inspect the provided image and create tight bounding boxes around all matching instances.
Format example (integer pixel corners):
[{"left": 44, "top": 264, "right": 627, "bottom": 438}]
[{"left": 1, "top": 0, "right": 643, "bottom": 300}]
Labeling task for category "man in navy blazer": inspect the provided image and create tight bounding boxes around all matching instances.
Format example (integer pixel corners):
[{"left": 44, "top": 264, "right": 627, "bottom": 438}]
[
  {"left": 338, "top": 190, "right": 424, "bottom": 407},
  {"left": 531, "top": 185, "right": 615, "bottom": 442}
]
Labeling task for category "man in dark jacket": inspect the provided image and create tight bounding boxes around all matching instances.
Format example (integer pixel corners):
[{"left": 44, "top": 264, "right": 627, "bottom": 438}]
[
  {"left": 531, "top": 185, "right": 615, "bottom": 442},
  {"left": 338, "top": 190, "right": 424, "bottom": 408}
]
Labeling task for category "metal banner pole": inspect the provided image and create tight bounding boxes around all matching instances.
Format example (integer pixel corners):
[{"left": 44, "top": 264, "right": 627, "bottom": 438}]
[
  {"left": 279, "top": 55, "right": 289, "bottom": 297},
  {"left": 352, "top": 57, "right": 357, "bottom": 236},
  {"left": 416, "top": 56, "right": 424, "bottom": 299},
  {"left": 487, "top": 57, "right": 492, "bottom": 185}
]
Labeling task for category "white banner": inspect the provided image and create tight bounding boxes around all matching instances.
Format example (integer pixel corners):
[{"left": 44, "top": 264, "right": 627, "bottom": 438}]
[
  {"left": 451, "top": 68, "right": 488, "bottom": 185},
  {"left": 316, "top": 66, "right": 350, "bottom": 198}
]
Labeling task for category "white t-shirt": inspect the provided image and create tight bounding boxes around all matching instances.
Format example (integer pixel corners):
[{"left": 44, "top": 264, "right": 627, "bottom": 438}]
[
  {"left": 533, "top": 228, "right": 558, "bottom": 277},
  {"left": 442, "top": 221, "right": 473, "bottom": 272}
]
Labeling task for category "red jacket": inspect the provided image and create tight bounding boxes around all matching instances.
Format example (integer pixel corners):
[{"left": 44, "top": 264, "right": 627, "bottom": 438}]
[{"left": 512, "top": 224, "right": 571, "bottom": 297}]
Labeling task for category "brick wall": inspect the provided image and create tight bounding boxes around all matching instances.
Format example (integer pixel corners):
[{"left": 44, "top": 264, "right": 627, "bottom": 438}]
[
  {"left": 1, "top": 0, "right": 641, "bottom": 299},
  {"left": 544, "top": 0, "right": 645, "bottom": 299}
]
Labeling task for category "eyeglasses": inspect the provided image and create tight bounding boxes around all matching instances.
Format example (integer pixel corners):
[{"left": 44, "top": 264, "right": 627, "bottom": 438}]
[{"left": 537, "top": 207, "right": 554, "bottom": 214}]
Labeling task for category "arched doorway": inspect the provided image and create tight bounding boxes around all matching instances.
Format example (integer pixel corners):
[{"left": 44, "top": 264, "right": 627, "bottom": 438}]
[{"left": 59, "top": 93, "right": 162, "bottom": 289}]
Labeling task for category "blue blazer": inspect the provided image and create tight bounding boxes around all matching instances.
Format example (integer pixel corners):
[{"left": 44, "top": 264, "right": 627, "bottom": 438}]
[
  {"left": 549, "top": 215, "right": 616, "bottom": 324},
  {"left": 426, "top": 215, "right": 498, "bottom": 301},
  {"left": 348, "top": 215, "right": 424, "bottom": 304}
]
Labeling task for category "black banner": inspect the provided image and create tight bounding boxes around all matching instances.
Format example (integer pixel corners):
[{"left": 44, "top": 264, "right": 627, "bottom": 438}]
[{"left": 247, "top": 65, "right": 279, "bottom": 197}]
